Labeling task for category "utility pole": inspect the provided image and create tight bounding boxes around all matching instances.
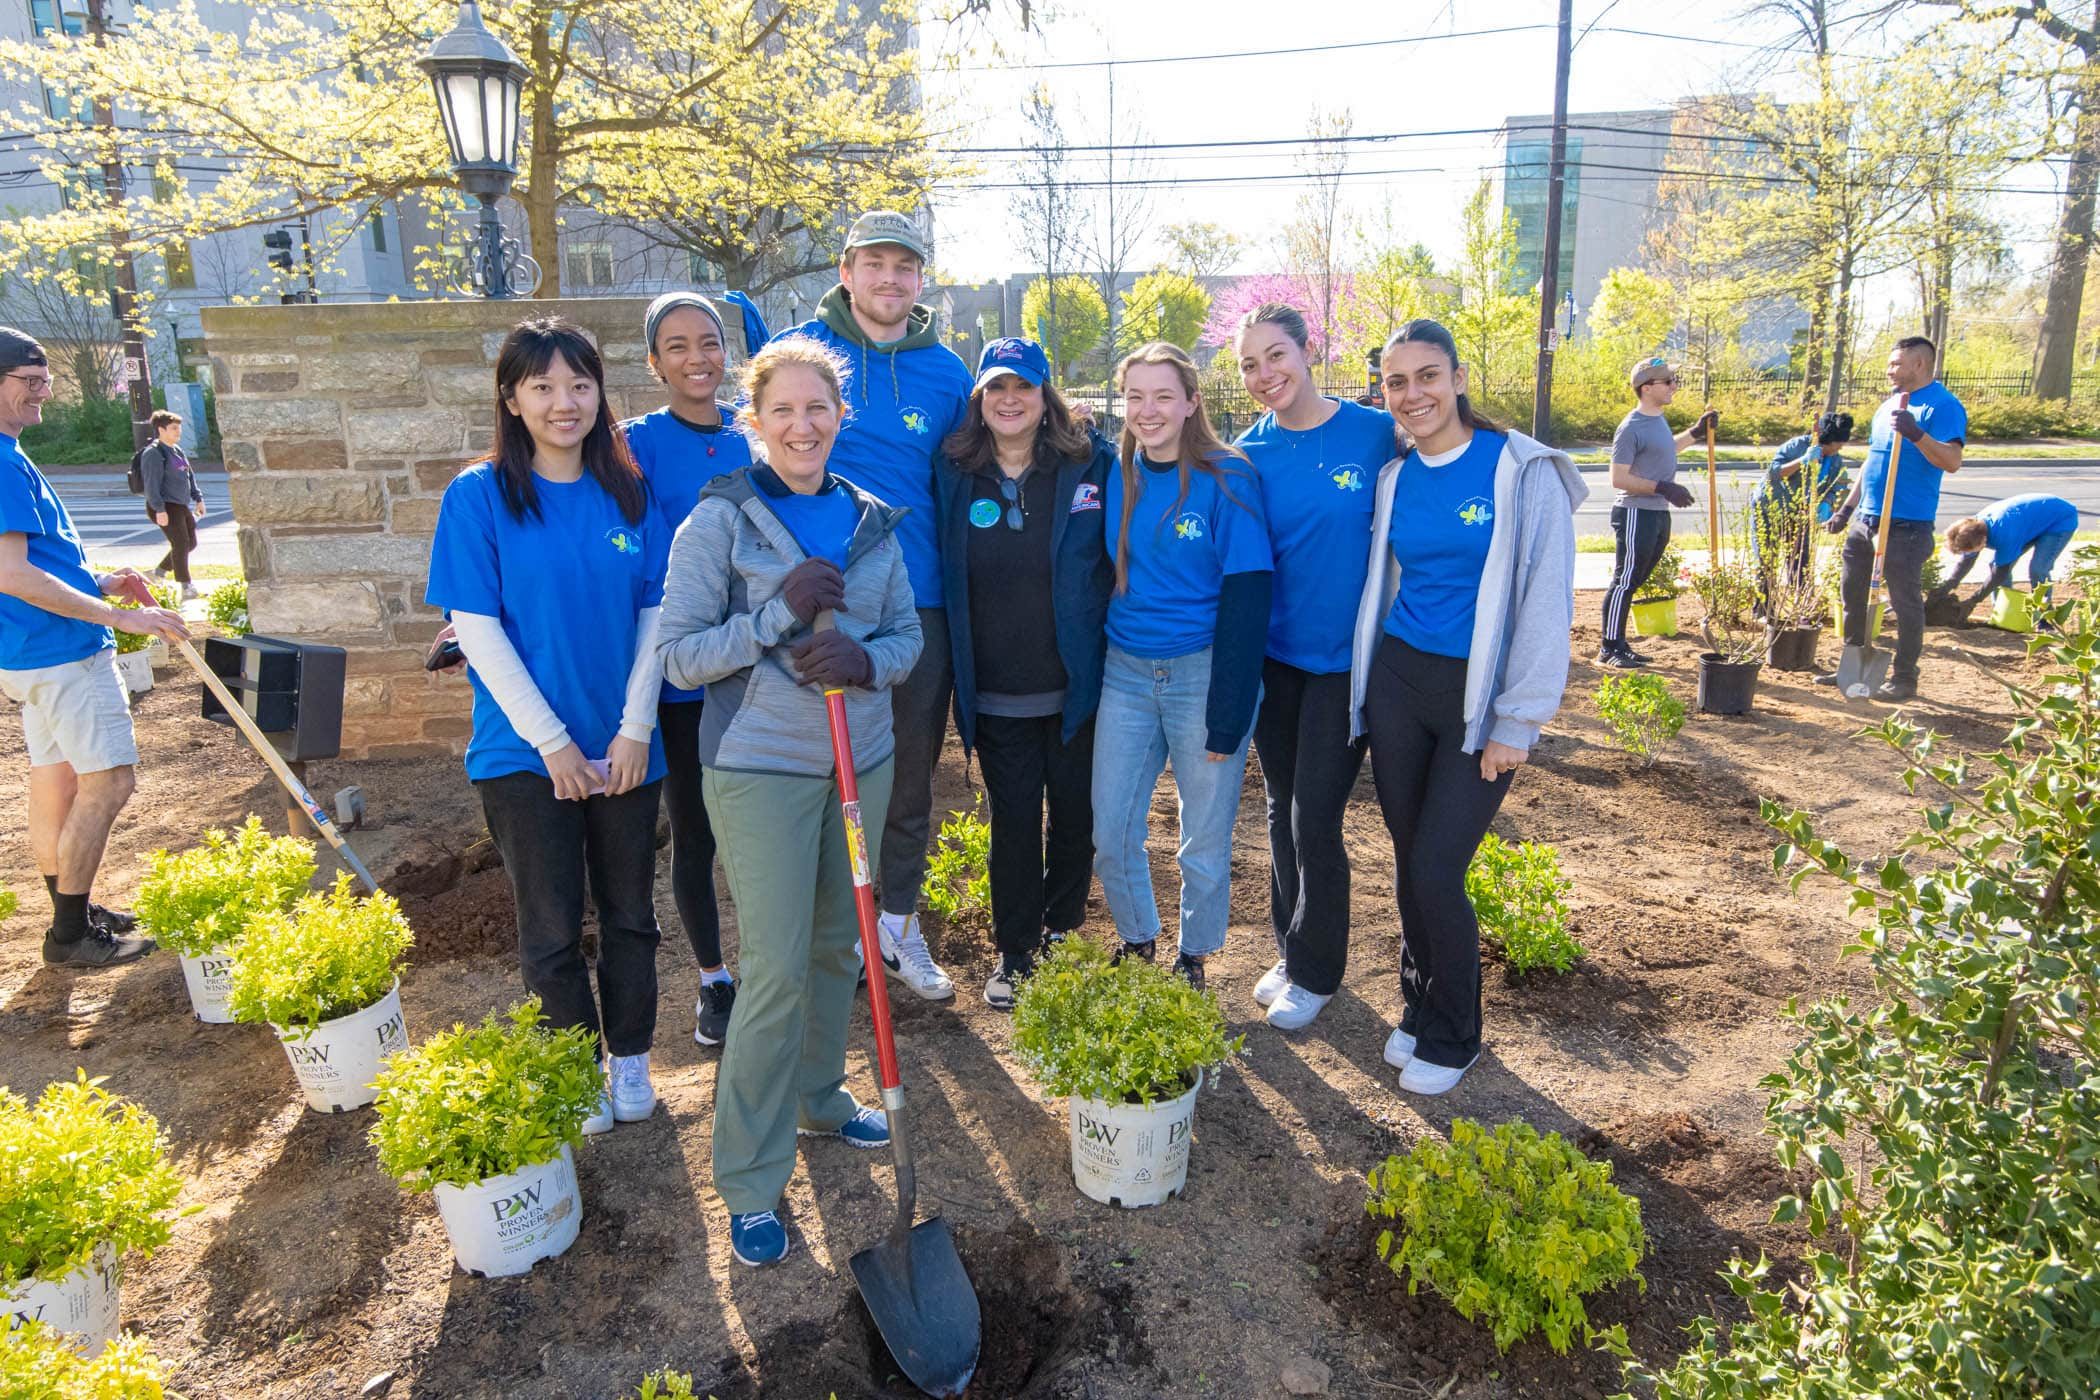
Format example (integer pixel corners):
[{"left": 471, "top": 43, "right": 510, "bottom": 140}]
[
  {"left": 1529, "top": 0, "right": 1573, "bottom": 443},
  {"left": 82, "top": 0, "right": 153, "bottom": 455}
]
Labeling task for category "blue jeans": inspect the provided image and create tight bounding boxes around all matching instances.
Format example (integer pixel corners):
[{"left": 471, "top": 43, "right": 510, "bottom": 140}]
[
  {"left": 1090, "top": 646, "right": 1254, "bottom": 958},
  {"left": 2026, "top": 529, "right": 2076, "bottom": 594}
]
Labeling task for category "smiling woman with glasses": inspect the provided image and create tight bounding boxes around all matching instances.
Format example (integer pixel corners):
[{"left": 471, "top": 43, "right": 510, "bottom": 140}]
[{"left": 934, "top": 337, "right": 1114, "bottom": 1009}]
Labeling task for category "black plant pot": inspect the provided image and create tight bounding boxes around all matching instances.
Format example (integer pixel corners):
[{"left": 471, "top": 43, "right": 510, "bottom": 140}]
[
  {"left": 1765, "top": 625, "right": 1823, "bottom": 672},
  {"left": 1697, "top": 653, "right": 1761, "bottom": 715}
]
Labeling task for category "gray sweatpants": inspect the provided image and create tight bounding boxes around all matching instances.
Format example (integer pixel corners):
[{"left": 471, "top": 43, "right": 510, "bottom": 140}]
[{"left": 878, "top": 606, "right": 953, "bottom": 917}]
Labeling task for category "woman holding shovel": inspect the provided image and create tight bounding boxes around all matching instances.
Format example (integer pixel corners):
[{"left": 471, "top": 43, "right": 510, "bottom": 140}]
[{"left": 656, "top": 335, "right": 923, "bottom": 1267}]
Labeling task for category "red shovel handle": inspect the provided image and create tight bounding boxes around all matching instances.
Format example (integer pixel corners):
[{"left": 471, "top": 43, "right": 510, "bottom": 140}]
[{"left": 815, "top": 613, "right": 903, "bottom": 1093}]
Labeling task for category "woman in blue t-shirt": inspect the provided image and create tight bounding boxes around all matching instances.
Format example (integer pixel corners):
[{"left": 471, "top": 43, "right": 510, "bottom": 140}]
[
  {"left": 1233, "top": 302, "right": 1397, "bottom": 1031},
  {"left": 425, "top": 317, "right": 671, "bottom": 1136},
  {"left": 1095, "top": 341, "right": 1273, "bottom": 990},
  {"left": 1349, "top": 319, "right": 1584, "bottom": 1098},
  {"left": 623, "top": 293, "right": 755, "bottom": 1051}
]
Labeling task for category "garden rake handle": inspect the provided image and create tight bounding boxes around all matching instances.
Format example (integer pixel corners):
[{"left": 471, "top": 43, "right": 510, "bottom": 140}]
[
  {"left": 172, "top": 636, "right": 380, "bottom": 895},
  {"left": 1871, "top": 391, "right": 1907, "bottom": 591}
]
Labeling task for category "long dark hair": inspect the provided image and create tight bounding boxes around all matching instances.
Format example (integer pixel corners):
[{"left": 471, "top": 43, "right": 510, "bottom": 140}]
[
  {"left": 1111, "top": 341, "right": 1252, "bottom": 596},
  {"left": 489, "top": 317, "right": 647, "bottom": 525},
  {"left": 941, "top": 375, "right": 1092, "bottom": 476},
  {"left": 1383, "top": 319, "right": 1502, "bottom": 435}
]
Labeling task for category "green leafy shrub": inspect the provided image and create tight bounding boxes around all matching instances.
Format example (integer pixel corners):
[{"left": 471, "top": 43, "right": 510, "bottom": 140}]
[
  {"left": 1612, "top": 566, "right": 2100, "bottom": 1397},
  {"left": 19, "top": 396, "right": 133, "bottom": 466},
  {"left": 1635, "top": 541, "right": 1688, "bottom": 601},
  {"left": 0, "top": 1320, "right": 171, "bottom": 1399},
  {"left": 104, "top": 582, "right": 181, "bottom": 656},
  {"left": 1011, "top": 938, "right": 1244, "bottom": 1104},
  {"left": 629, "top": 1372, "right": 696, "bottom": 1400},
  {"left": 1467, "top": 833, "right": 1580, "bottom": 973},
  {"left": 0, "top": 1073, "right": 185, "bottom": 1287},
  {"left": 1368, "top": 1118, "right": 1646, "bottom": 1354},
  {"left": 226, "top": 872, "right": 413, "bottom": 1031},
  {"left": 204, "top": 578, "right": 249, "bottom": 636},
  {"left": 1594, "top": 673, "right": 1685, "bottom": 768},
  {"left": 0, "top": 885, "right": 15, "bottom": 921},
  {"left": 922, "top": 798, "right": 990, "bottom": 928},
  {"left": 134, "top": 816, "right": 315, "bottom": 959},
  {"left": 370, "top": 999, "right": 602, "bottom": 1191}
]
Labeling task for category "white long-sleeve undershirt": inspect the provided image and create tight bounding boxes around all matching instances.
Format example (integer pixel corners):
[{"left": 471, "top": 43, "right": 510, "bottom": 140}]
[{"left": 450, "top": 607, "right": 663, "bottom": 758}]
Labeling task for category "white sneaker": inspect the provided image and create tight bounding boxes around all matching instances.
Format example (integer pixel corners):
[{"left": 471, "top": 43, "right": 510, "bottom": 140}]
[
  {"left": 1397, "top": 1052, "right": 1479, "bottom": 1097},
  {"left": 1382, "top": 1028, "right": 1418, "bottom": 1070},
  {"left": 878, "top": 914, "right": 954, "bottom": 1001},
  {"left": 582, "top": 1070, "right": 614, "bottom": 1136},
  {"left": 1265, "top": 983, "right": 1331, "bottom": 1030},
  {"left": 1253, "top": 960, "right": 1290, "bottom": 1007},
  {"left": 608, "top": 1051, "right": 657, "bottom": 1122}
]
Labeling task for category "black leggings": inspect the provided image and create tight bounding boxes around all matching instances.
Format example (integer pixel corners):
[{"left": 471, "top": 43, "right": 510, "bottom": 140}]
[
  {"left": 1601, "top": 506, "right": 1672, "bottom": 645},
  {"left": 1252, "top": 660, "right": 1366, "bottom": 996},
  {"left": 658, "top": 698, "right": 723, "bottom": 969},
  {"left": 152, "top": 503, "right": 197, "bottom": 585},
  {"left": 1364, "top": 635, "right": 1513, "bottom": 1070}
]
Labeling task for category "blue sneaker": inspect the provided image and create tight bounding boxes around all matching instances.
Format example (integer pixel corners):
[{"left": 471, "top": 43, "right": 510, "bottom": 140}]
[
  {"left": 729, "top": 1210, "right": 790, "bottom": 1266},
  {"left": 797, "top": 1103, "right": 890, "bottom": 1150}
]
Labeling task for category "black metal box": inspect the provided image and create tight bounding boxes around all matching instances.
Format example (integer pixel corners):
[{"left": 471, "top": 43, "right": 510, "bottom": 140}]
[{"left": 200, "top": 634, "right": 346, "bottom": 761}]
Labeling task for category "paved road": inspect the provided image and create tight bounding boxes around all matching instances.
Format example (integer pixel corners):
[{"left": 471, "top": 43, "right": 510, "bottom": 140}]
[{"left": 47, "top": 468, "right": 239, "bottom": 572}]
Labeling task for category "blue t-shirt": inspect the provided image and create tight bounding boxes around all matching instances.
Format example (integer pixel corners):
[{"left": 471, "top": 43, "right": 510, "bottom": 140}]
[
  {"left": 1757, "top": 435, "right": 1846, "bottom": 518},
  {"left": 625, "top": 405, "right": 755, "bottom": 703},
  {"left": 1103, "top": 455, "right": 1272, "bottom": 659},
  {"left": 1980, "top": 493, "right": 2079, "bottom": 565},
  {"left": 0, "top": 436, "right": 111, "bottom": 671},
  {"left": 1859, "top": 381, "right": 1968, "bottom": 524},
  {"left": 1382, "top": 431, "right": 1505, "bottom": 659},
  {"left": 425, "top": 462, "right": 669, "bottom": 785},
  {"left": 1238, "top": 399, "right": 1395, "bottom": 674},
  {"left": 762, "top": 474, "right": 859, "bottom": 568}
]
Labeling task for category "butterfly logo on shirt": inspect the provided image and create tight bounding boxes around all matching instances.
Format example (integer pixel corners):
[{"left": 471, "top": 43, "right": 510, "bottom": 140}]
[
  {"left": 1457, "top": 498, "right": 1493, "bottom": 527},
  {"left": 604, "top": 526, "right": 644, "bottom": 555},
  {"left": 1331, "top": 466, "right": 1365, "bottom": 492},
  {"left": 899, "top": 405, "right": 932, "bottom": 435},
  {"left": 1173, "top": 512, "right": 1206, "bottom": 541}
]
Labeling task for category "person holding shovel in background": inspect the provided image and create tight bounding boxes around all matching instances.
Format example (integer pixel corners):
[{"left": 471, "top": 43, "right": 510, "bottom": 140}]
[
  {"left": 1932, "top": 492, "right": 2080, "bottom": 618},
  {"left": 656, "top": 336, "right": 923, "bottom": 1268},
  {"left": 1597, "top": 357, "right": 1716, "bottom": 669},
  {"left": 1815, "top": 337, "right": 1967, "bottom": 702}
]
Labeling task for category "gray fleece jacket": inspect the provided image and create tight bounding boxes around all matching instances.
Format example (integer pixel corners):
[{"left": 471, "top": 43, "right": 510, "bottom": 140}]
[
  {"left": 657, "top": 466, "right": 923, "bottom": 777},
  {"left": 1349, "top": 428, "right": 1586, "bottom": 753}
]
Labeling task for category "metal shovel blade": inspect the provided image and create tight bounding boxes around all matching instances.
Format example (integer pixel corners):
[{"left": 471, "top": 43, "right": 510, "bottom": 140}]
[
  {"left": 849, "top": 1215, "right": 980, "bottom": 1398},
  {"left": 1835, "top": 642, "right": 1890, "bottom": 699}
]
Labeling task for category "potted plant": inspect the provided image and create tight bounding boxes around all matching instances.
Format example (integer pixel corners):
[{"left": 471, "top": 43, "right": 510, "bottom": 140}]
[
  {"left": 0, "top": 1075, "right": 185, "bottom": 1355},
  {"left": 1629, "top": 542, "right": 1686, "bottom": 639},
  {"left": 136, "top": 818, "right": 315, "bottom": 1023},
  {"left": 1689, "top": 543, "right": 1769, "bottom": 715},
  {"left": 1752, "top": 488, "right": 1828, "bottom": 671},
  {"left": 1010, "top": 939, "right": 1244, "bottom": 1208},
  {"left": 107, "top": 604, "right": 155, "bottom": 696},
  {"left": 226, "top": 872, "right": 414, "bottom": 1113},
  {"left": 369, "top": 999, "right": 599, "bottom": 1277},
  {"left": 0, "top": 1318, "right": 172, "bottom": 1397}
]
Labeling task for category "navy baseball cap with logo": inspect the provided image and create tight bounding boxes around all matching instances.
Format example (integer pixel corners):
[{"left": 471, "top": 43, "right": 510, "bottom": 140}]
[{"left": 972, "top": 336, "right": 1050, "bottom": 394}]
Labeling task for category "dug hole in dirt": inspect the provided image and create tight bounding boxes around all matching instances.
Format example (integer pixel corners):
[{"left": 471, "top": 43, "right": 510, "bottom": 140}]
[{"left": 0, "top": 599, "right": 2053, "bottom": 1397}]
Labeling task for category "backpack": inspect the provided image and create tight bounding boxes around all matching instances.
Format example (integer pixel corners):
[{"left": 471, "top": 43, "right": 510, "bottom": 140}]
[{"left": 126, "top": 444, "right": 150, "bottom": 495}]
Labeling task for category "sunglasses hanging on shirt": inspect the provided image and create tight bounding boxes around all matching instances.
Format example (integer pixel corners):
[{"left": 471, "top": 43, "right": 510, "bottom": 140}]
[{"left": 998, "top": 474, "right": 1027, "bottom": 531}]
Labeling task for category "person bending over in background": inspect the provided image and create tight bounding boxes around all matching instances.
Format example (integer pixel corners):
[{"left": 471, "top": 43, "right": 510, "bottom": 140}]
[
  {"left": 1597, "top": 357, "right": 1715, "bottom": 669},
  {"left": 1934, "top": 493, "right": 2079, "bottom": 618}
]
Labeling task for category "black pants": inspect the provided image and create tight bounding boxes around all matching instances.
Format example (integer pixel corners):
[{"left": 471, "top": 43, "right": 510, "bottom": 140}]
[
  {"left": 974, "top": 712, "right": 1094, "bottom": 960},
  {"left": 1842, "top": 517, "right": 1933, "bottom": 684},
  {"left": 1601, "top": 506, "right": 1672, "bottom": 645},
  {"left": 1252, "top": 660, "right": 1366, "bottom": 995},
  {"left": 1753, "top": 497, "right": 1815, "bottom": 612},
  {"left": 152, "top": 503, "right": 197, "bottom": 584},
  {"left": 880, "top": 607, "right": 954, "bottom": 917},
  {"left": 658, "top": 698, "right": 723, "bottom": 969},
  {"left": 1364, "top": 636, "right": 1514, "bottom": 1070},
  {"left": 476, "top": 771, "right": 664, "bottom": 1057}
]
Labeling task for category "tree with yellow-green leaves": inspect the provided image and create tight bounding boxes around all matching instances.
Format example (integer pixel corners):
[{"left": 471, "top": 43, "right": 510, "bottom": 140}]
[
  {"left": 1446, "top": 178, "right": 1534, "bottom": 398},
  {"left": 0, "top": 0, "right": 954, "bottom": 307},
  {"left": 1118, "top": 270, "right": 1208, "bottom": 353},
  {"left": 1021, "top": 274, "right": 1105, "bottom": 381}
]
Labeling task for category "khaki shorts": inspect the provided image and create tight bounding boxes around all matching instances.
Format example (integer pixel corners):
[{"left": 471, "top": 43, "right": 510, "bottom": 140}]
[{"left": 0, "top": 648, "right": 140, "bottom": 773}]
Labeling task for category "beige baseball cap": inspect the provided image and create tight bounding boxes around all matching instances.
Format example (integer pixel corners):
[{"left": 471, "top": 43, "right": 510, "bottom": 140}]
[
  {"left": 1630, "top": 357, "right": 1679, "bottom": 391},
  {"left": 843, "top": 210, "right": 930, "bottom": 263}
]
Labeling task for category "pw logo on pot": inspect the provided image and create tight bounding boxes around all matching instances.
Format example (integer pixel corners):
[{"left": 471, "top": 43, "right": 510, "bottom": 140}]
[
  {"left": 491, "top": 1183, "right": 545, "bottom": 1224},
  {"left": 1074, "top": 1111, "right": 1120, "bottom": 1146}
]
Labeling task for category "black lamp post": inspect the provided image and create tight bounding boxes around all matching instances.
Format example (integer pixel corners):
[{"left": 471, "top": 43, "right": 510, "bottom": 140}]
[{"left": 419, "top": 1, "right": 535, "bottom": 298}]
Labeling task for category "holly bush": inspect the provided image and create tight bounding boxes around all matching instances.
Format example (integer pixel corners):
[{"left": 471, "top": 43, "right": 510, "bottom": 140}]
[
  {"left": 1612, "top": 565, "right": 2100, "bottom": 1396},
  {"left": 135, "top": 816, "right": 315, "bottom": 959},
  {"left": 0, "top": 1320, "right": 170, "bottom": 1399},
  {"left": 226, "top": 872, "right": 413, "bottom": 1032},
  {"left": 1368, "top": 1118, "right": 1646, "bottom": 1353},
  {"left": 1468, "top": 833, "right": 1582, "bottom": 973},
  {"left": 1594, "top": 672, "right": 1686, "bottom": 768},
  {"left": 0, "top": 1073, "right": 186, "bottom": 1287},
  {"left": 1011, "top": 938, "right": 1244, "bottom": 1104}
]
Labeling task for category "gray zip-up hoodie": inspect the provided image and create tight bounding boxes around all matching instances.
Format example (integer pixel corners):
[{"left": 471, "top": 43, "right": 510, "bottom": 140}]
[
  {"left": 1348, "top": 428, "right": 1586, "bottom": 753},
  {"left": 657, "top": 466, "right": 923, "bottom": 777}
]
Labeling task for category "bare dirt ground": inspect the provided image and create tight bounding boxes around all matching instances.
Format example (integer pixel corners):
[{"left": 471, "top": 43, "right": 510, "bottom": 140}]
[{"left": 0, "top": 601, "right": 2051, "bottom": 1399}]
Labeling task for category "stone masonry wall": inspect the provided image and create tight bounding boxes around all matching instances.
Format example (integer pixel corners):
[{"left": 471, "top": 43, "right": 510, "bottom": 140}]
[{"left": 201, "top": 299, "right": 668, "bottom": 758}]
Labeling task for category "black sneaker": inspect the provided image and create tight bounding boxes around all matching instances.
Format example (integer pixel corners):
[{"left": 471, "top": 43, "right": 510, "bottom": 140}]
[
  {"left": 88, "top": 903, "right": 139, "bottom": 934},
  {"left": 1811, "top": 670, "right": 1840, "bottom": 687},
  {"left": 694, "top": 978, "right": 736, "bottom": 1047},
  {"left": 1619, "top": 644, "right": 1655, "bottom": 665},
  {"left": 1873, "top": 677, "right": 1918, "bottom": 702},
  {"left": 1110, "top": 937, "right": 1156, "bottom": 966},
  {"left": 43, "top": 924, "right": 155, "bottom": 969},
  {"left": 1595, "top": 646, "right": 1645, "bottom": 669},
  {"left": 983, "top": 954, "right": 1034, "bottom": 1011},
  {"left": 1172, "top": 951, "right": 1206, "bottom": 991}
]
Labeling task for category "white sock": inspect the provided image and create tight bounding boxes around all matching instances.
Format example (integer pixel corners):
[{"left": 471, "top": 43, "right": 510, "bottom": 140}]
[
  {"left": 701, "top": 966, "right": 732, "bottom": 986},
  {"left": 879, "top": 912, "right": 908, "bottom": 940}
]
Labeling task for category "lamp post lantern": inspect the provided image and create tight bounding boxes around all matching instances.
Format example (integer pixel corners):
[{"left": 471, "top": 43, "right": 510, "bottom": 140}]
[{"left": 419, "top": 1, "right": 536, "bottom": 298}]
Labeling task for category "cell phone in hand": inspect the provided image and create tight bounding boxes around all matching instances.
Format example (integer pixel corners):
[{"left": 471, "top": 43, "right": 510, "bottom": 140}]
[
  {"left": 423, "top": 638, "right": 465, "bottom": 672},
  {"left": 585, "top": 757, "right": 612, "bottom": 793}
]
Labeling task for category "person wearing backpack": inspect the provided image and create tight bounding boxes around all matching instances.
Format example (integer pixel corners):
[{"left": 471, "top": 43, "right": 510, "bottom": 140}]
[{"left": 138, "top": 411, "right": 205, "bottom": 598}]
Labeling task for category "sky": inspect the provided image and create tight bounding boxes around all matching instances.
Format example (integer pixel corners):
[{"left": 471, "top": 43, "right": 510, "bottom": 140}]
[{"left": 914, "top": 0, "right": 2068, "bottom": 302}]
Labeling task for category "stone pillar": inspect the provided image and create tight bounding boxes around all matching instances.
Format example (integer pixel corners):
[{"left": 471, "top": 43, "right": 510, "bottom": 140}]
[{"left": 202, "top": 299, "right": 666, "bottom": 758}]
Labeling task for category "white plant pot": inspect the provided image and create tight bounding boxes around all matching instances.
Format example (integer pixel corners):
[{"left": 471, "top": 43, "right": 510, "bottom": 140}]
[
  {"left": 179, "top": 950, "right": 238, "bottom": 1024},
  {"left": 431, "top": 1145, "right": 583, "bottom": 1278},
  {"left": 146, "top": 637, "right": 169, "bottom": 668},
  {"left": 1066, "top": 1069, "right": 1202, "bottom": 1209},
  {"left": 2, "top": 1241, "right": 120, "bottom": 1355},
  {"left": 273, "top": 980, "right": 408, "bottom": 1113},
  {"left": 115, "top": 650, "right": 154, "bottom": 694}
]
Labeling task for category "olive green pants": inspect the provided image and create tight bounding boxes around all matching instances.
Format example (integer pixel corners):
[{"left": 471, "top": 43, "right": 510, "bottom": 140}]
[{"left": 704, "top": 757, "right": 893, "bottom": 1214}]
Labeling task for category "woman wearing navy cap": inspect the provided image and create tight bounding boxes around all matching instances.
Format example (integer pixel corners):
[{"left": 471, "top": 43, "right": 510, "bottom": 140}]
[
  {"left": 624, "top": 292, "right": 754, "bottom": 1049},
  {"left": 934, "top": 337, "right": 1114, "bottom": 1008}
]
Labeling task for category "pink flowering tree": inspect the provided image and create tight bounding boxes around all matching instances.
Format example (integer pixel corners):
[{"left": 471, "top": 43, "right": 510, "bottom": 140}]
[{"left": 1201, "top": 275, "right": 1334, "bottom": 358}]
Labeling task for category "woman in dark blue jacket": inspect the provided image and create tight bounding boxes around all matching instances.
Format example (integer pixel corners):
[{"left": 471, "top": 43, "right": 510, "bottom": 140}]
[{"left": 935, "top": 337, "right": 1114, "bottom": 1009}]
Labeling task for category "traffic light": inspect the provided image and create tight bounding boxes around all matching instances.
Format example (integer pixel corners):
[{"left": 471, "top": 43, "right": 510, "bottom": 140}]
[{"left": 263, "top": 229, "right": 293, "bottom": 272}]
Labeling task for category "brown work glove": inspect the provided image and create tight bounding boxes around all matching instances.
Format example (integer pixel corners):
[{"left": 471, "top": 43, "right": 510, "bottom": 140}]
[
  {"left": 778, "top": 557, "right": 847, "bottom": 624},
  {"left": 789, "top": 629, "right": 873, "bottom": 688}
]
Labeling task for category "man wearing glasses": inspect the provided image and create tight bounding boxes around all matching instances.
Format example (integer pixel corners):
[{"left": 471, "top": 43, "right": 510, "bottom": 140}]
[
  {"left": 1598, "top": 357, "right": 1716, "bottom": 668},
  {"left": 0, "top": 327, "right": 187, "bottom": 967}
]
